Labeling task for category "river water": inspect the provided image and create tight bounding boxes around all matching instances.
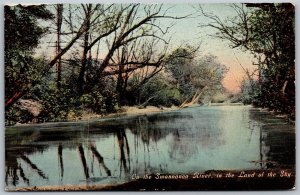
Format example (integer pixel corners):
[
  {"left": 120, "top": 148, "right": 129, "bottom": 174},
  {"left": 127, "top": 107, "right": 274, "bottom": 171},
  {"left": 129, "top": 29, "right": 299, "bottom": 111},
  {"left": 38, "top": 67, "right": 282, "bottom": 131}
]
[{"left": 5, "top": 105, "right": 295, "bottom": 189}]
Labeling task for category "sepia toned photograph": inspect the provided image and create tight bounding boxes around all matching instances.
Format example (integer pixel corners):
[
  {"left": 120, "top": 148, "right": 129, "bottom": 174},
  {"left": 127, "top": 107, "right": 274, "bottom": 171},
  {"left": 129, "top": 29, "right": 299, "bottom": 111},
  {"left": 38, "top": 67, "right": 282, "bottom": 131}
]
[{"left": 4, "top": 2, "right": 295, "bottom": 191}]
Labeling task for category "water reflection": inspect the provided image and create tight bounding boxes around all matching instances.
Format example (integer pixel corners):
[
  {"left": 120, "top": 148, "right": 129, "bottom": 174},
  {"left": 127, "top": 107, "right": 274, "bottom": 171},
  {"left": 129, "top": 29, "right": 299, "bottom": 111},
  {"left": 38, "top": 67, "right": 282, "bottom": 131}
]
[
  {"left": 89, "top": 143, "right": 111, "bottom": 176},
  {"left": 58, "top": 144, "right": 63, "bottom": 180},
  {"left": 168, "top": 130, "right": 199, "bottom": 163},
  {"left": 248, "top": 108, "right": 295, "bottom": 169},
  {"left": 5, "top": 106, "right": 295, "bottom": 189}
]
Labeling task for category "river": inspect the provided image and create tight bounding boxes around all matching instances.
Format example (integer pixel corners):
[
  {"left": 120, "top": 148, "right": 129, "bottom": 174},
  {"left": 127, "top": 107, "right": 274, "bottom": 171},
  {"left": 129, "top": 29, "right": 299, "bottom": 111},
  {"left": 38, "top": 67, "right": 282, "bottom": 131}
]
[{"left": 5, "top": 105, "right": 295, "bottom": 190}]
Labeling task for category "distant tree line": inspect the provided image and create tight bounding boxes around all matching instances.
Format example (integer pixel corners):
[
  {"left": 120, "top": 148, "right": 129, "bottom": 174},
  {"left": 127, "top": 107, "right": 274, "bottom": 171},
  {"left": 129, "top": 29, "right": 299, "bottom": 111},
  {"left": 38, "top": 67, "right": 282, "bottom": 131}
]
[
  {"left": 200, "top": 3, "right": 295, "bottom": 119},
  {"left": 5, "top": 4, "right": 227, "bottom": 125}
]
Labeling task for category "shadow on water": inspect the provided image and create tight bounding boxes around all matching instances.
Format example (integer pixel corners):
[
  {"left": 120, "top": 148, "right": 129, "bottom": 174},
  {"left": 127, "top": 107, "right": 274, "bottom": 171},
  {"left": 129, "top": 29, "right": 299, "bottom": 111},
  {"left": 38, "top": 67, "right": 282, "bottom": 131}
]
[
  {"left": 5, "top": 106, "right": 295, "bottom": 189},
  {"left": 248, "top": 108, "right": 295, "bottom": 169}
]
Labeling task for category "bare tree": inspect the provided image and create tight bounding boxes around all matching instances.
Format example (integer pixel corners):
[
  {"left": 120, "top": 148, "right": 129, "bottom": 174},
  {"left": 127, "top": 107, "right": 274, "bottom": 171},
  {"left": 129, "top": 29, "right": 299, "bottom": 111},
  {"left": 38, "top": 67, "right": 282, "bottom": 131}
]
[
  {"left": 110, "top": 36, "right": 168, "bottom": 104},
  {"left": 88, "top": 4, "right": 188, "bottom": 87},
  {"left": 77, "top": 4, "right": 119, "bottom": 94}
]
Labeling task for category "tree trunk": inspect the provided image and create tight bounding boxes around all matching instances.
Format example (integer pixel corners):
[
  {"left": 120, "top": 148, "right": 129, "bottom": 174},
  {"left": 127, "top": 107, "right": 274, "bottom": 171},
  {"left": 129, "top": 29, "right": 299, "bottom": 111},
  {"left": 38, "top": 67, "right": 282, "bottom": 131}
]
[
  {"left": 55, "top": 4, "right": 63, "bottom": 91},
  {"left": 5, "top": 90, "right": 27, "bottom": 109},
  {"left": 78, "top": 6, "right": 91, "bottom": 94},
  {"left": 116, "top": 64, "right": 125, "bottom": 104},
  {"left": 179, "top": 86, "right": 207, "bottom": 108}
]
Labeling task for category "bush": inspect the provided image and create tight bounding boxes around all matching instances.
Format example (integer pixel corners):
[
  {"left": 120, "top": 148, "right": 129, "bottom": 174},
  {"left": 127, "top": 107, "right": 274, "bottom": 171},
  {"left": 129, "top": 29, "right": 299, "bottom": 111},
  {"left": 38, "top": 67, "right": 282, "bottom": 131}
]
[
  {"left": 138, "top": 74, "right": 181, "bottom": 107},
  {"left": 5, "top": 105, "right": 34, "bottom": 125}
]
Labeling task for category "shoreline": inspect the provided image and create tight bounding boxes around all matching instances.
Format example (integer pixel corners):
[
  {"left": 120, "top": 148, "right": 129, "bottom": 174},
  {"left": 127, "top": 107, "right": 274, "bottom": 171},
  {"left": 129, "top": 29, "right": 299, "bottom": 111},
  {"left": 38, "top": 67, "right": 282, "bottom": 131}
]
[
  {"left": 10, "top": 105, "right": 181, "bottom": 127},
  {"left": 9, "top": 103, "right": 243, "bottom": 127},
  {"left": 102, "top": 105, "right": 179, "bottom": 120},
  {"left": 8, "top": 103, "right": 294, "bottom": 127}
]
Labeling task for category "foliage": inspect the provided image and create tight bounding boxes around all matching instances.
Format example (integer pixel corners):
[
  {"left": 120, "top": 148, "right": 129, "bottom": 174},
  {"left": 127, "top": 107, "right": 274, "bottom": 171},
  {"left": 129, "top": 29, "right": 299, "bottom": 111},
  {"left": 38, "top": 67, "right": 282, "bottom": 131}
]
[
  {"left": 137, "top": 74, "right": 181, "bottom": 107},
  {"left": 239, "top": 77, "right": 259, "bottom": 104},
  {"left": 165, "top": 46, "right": 228, "bottom": 103},
  {"left": 211, "top": 92, "right": 229, "bottom": 103},
  {"left": 30, "top": 78, "right": 79, "bottom": 122},
  {"left": 248, "top": 4, "right": 295, "bottom": 118},
  {"left": 80, "top": 90, "right": 118, "bottom": 114},
  {"left": 5, "top": 5, "right": 53, "bottom": 103},
  {"left": 165, "top": 46, "right": 197, "bottom": 99},
  {"left": 202, "top": 3, "right": 295, "bottom": 118},
  {"left": 5, "top": 106, "right": 34, "bottom": 126},
  {"left": 130, "top": 46, "right": 228, "bottom": 108}
]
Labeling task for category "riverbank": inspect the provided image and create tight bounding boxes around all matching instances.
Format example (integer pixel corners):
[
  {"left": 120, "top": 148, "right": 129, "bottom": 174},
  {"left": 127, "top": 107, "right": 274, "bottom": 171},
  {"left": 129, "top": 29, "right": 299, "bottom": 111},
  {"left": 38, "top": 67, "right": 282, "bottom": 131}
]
[
  {"left": 12, "top": 103, "right": 295, "bottom": 127},
  {"left": 12, "top": 105, "right": 180, "bottom": 126},
  {"left": 70, "top": 103, "right": 295, "bottom": 124},
  {"left": 67, "top": 105, "right": 180, "bottom": 122},
  {"left": 69, "top": 102, "right": 249, "bottom": 122}
]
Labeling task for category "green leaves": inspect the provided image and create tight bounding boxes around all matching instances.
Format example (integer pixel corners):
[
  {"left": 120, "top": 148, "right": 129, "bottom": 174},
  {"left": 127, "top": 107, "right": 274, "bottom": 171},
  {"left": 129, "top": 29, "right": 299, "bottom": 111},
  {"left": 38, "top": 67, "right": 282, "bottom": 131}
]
[
  {"left": 5, "top": 5, "right": 53, "bottom": 103},
  {"left": 165, "top": 46, "right": 227, "bottom": 102},
  {"left": 224, "top": 3, "right": 295, "bottom": 117}
]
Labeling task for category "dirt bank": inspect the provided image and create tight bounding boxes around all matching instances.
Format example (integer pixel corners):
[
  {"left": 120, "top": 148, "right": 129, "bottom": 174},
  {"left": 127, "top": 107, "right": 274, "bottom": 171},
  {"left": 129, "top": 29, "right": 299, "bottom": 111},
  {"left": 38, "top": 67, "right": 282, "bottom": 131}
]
[
  {"left": 123, "top": 105, "right": 178, "bottom": 115},
  {"left": 75, "top": 105, "right": 179, "bottom": 121}
]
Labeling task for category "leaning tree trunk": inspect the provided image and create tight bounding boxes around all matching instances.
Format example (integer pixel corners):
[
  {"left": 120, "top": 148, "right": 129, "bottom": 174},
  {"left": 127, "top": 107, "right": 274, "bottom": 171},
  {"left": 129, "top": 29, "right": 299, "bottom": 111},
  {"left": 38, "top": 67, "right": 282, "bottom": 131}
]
[{"left": 179, "top": 86, "right": 207, "bottom": 108}]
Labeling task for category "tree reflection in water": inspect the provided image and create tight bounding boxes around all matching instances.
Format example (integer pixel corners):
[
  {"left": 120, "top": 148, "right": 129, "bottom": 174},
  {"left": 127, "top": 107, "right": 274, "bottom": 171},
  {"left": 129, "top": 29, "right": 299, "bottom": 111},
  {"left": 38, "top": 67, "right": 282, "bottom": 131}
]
[
  {"left": 5, "top": 129, "right": 49, "bottom": 187},
  {"left": 167, "top": 129, "right": 200, "bottom": 164},
  {"left": 89, "top": 143, "right": 111, "bottom": 176},
  {"left": 20, "top": 155, "right": 48, "bottom": 179},
  {"left": 248, "top": 108, "right": 295, "bottom": 169},
  {"left": 58, "top": 144, "right": 64, "bottom": 180},
  {"left": 5, "top": 153, "right": 48, "bottom": 187},
  {"left": 78, "top": 144, "right": 90, "bottom": 179},
  {"left": 116, "top": 128, "right": 130, "bottom": 177},
  {"left": 18, "top": 164, "right": 29, "bottom": 185},
  {"left": 5, "top": 107, "right": 295, "bottom": 189},
  {"left": 5, "top": 128, "right": 128, "bottom": 187}
]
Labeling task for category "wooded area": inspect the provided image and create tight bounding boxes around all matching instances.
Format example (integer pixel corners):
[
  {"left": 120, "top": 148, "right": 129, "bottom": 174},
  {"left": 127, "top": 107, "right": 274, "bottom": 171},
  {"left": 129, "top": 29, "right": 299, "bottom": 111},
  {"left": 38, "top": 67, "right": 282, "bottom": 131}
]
[
  {"left": 199, "top": 3, "right": 295, "bottom": 119},
  {"left": 4, "top": 3, "right": 295, "bottom": 125}
]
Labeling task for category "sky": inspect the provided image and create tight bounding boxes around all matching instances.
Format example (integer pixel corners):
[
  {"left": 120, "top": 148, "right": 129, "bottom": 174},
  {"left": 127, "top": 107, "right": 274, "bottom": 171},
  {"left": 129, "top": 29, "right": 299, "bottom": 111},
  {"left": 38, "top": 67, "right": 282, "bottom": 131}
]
[{"left": 160, "top": 4, "right": 256, "bottom": 93}]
